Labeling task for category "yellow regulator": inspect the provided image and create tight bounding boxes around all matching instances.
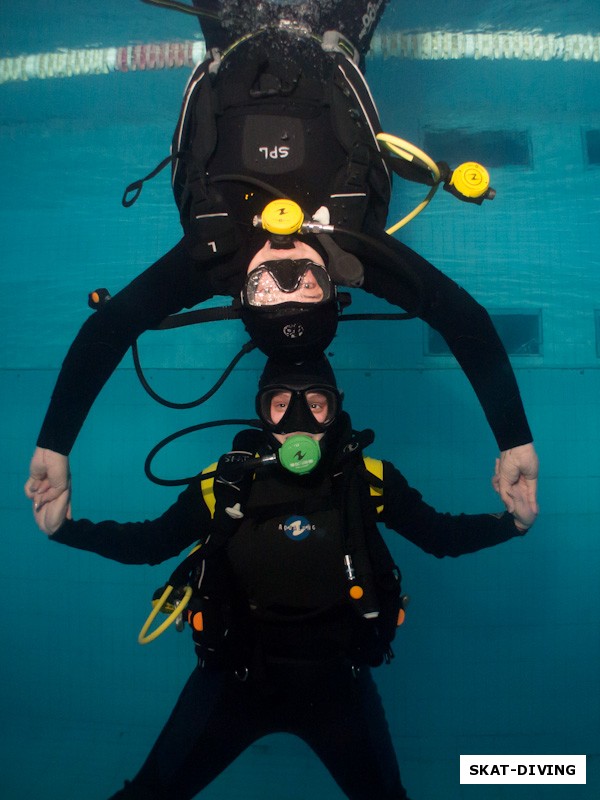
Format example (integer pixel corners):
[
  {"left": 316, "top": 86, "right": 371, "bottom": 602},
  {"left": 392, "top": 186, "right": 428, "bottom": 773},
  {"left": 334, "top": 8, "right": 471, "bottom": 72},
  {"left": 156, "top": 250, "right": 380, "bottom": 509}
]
[
  {"left": 449, "top": 162, "right": 491, "bottom": 200},
  {"left": 258, "top": 199, "right": 305, "bottom": 236}
]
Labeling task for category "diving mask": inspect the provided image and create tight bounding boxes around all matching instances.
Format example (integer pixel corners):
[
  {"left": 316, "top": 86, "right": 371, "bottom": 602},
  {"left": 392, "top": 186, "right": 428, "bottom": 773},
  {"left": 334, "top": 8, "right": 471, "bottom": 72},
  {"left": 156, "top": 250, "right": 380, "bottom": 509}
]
[
  {"left": 243, "top": 259, "right": 333, "bottom": 308},
  {"left": 257, "top": 385, "right": 340, "bottom": 435}
]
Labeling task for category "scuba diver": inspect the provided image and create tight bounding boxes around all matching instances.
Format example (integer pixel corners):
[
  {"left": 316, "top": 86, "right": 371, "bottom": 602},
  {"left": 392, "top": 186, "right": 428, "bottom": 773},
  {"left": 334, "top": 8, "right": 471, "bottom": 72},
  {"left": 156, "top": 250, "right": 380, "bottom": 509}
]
[
  {"left": 25, "top": 0, "right": 539, "bottom": 530},
  {"left": 34, "top": 355, "right": 537, "bottom": 800}
]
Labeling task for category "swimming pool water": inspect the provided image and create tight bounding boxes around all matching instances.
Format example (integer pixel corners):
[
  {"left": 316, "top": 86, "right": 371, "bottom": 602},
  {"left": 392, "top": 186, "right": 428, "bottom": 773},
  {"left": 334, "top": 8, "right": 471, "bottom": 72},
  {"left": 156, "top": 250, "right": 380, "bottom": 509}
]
[{"left": 1, "top": 2, "right": 598, "bottom": 798}]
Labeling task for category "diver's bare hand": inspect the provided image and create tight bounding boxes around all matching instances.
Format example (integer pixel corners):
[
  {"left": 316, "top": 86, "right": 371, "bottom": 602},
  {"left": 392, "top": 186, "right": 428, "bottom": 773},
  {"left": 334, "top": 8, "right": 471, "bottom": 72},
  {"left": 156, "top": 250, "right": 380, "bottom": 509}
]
[
  {"left": 33, "top": 486, "right": 72, "bottom": 535},
  {"left": 493, "top": 442, "right": 539, "bottom": 523},
  {"left": 25, "top": 447, "right": 71, "bottom": 523}
]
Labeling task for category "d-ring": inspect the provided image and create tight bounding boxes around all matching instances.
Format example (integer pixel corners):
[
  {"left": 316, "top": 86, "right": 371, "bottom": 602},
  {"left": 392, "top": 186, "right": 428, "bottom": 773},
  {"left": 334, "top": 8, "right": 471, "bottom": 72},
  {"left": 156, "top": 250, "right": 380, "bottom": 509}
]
[{"left": 234, "top": 666, "right": 249, "bottom": 682}]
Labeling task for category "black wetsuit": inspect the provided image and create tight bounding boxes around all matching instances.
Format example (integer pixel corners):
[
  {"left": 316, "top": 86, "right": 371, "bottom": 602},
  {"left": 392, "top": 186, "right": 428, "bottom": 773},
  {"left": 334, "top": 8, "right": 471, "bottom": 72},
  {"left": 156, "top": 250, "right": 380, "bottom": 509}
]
[
  {"left": 36, "top": 0, "right": 533, "bottom": 455},
  {"left": 52, "top": 442, "right": 525, "bottom": 800}
]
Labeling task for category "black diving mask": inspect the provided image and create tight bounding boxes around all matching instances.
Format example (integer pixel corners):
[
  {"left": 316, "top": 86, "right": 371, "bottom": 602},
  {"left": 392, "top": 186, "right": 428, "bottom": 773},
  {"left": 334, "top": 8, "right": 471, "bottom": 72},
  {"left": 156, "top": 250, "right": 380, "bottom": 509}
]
[
  {"left": 243, "top": 259, "right": 333, "bottom": 308},
  {"left": 257, "top": 385, "right": 341, "bottom": 435}
]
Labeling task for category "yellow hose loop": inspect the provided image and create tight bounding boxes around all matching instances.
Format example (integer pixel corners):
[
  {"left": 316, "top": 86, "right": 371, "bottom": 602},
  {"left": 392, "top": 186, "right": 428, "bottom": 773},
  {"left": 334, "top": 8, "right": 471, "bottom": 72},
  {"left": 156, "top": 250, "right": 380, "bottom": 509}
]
[
  {"left": 138, "top": 584, "right": 193, "bottom": 645},
  {"left": 376, "top": 133, "right": 442, "bottom": 233},
  {"left": 376, "top": 133, "right": 441, "bottom": 183}
]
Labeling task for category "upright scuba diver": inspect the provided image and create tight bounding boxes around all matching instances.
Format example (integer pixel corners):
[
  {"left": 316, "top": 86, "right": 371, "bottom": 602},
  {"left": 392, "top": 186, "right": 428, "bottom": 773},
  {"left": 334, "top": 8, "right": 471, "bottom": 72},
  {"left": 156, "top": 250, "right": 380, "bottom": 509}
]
[
  {"left": 25, "top": 0, "right": 539, "bottom": 527},
  {"left": 35, "top": 355, "right": 537, "bottom": 800}
]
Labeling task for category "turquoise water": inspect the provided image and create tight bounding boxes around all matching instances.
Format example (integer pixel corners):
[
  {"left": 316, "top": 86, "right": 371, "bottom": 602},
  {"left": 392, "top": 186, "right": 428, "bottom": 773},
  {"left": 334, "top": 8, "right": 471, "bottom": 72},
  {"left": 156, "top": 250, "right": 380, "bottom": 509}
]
[{"left": 1, "top": 2, "right": 599, "bottom": 798}]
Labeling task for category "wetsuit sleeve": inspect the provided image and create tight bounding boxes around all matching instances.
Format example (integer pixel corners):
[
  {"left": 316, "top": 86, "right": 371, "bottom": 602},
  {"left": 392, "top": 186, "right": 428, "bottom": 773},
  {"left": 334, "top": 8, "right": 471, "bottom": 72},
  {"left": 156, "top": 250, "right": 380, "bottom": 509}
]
[
  {"left": 378, "top": 460, "right": 526, "bottom": 557},
  {"left": 359, "top": 227, "right": 533, "bottom": 451},
  {"left": 50, "top": 478, "right": 209, "bottom": 565},
  {"left": 36, "top": 239, "right": 214, "bottom": 456}
]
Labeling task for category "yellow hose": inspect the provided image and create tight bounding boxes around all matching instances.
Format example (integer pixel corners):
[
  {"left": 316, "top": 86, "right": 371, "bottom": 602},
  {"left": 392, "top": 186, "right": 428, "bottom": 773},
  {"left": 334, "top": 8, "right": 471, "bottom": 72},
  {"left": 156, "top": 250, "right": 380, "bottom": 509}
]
[
  {"left": 385, "top": 183, "right": 440, "bottom": 235},
  {"left": 138, "top": 584, "right": 193, "bottom": 645},
  {"left": 376, "top": 133, "right": 442, "bottom": 233},
  {"left": 376, "top": 133, "right": 441, "bottom": 181}
]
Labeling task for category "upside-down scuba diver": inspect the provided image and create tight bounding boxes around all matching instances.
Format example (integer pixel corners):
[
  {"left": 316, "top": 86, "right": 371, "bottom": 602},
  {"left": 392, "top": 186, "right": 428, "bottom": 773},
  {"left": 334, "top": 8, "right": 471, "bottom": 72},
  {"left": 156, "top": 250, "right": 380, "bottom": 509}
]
[{"left": 26, "top": 0, "right": 538, "bottom": 538}]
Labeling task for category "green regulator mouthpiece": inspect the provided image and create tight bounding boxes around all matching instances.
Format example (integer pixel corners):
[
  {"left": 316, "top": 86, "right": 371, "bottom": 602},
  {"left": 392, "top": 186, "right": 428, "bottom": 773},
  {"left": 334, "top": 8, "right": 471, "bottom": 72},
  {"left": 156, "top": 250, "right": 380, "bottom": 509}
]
[{"left": 278, "top": 434, "right": 321, "bottom": 475}]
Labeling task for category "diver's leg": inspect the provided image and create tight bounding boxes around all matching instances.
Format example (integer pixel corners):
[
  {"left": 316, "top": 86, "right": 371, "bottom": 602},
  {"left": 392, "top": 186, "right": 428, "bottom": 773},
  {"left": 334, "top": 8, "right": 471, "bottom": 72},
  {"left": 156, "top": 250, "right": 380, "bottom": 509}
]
[
  {"left": 192, "top": 1, "right": 234, "bottom": 50},
  {"left": 295, "top": 664, "right": 411, "bottom": 800},
  {"left": 192, "top": 1, "right": 280, "bottom": 48},
  {"left": 108, "top": 665, "right": 267, "bottom": 800},
  {"left": 318, "top": 0, "right": 391, "bottom": 56},
  {"left": 193, "top": 1, "right": 391, "bottom": 58}
]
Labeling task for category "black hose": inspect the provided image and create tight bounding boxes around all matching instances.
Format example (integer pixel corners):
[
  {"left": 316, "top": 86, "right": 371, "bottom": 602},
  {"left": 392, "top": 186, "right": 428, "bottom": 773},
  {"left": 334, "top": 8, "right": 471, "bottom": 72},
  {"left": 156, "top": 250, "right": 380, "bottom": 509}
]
[
  {"left": 132, "top": 339, "right": 256, "bottom": 409},
  {"left": 145, "top": 418, "right": 262, "bottom": 486}
]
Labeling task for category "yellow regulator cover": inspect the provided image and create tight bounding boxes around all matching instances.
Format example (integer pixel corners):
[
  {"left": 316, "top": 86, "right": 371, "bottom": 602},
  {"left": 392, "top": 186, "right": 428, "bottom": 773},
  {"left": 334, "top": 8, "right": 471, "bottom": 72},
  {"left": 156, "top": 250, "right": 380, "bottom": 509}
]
[
  {"left": 261, "top": 199, "right": 305, "bottom": 235},
  {"left": 450, "top": 162, "right": 491, "bottom": 199}
]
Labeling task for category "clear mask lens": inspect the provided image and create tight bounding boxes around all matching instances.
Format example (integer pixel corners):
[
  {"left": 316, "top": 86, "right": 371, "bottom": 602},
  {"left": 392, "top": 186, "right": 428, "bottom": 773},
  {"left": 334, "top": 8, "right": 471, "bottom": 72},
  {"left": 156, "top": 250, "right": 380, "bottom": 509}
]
[{"left": 244, "top": 260, "right": 332, "bottom": 308}]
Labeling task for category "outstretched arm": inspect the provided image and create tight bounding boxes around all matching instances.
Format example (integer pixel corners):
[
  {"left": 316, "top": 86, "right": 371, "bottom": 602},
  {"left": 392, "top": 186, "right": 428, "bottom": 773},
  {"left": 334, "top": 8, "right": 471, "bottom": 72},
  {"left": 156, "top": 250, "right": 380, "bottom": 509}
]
[
  {"left": 380, "top": 460, "right": 535, "bottom": 558},
  {"left": 25, "top": 240, "right": 213, "bottom": 516},
  {"left": 358, "top": 227, "right": 538, "bottom": 514},
  {"left": 35, "top": 240, "right": 206, "bottom": 456},
  {"left": 37, "top": 478, "right": 210, "bottom": 566},
  {"left": 360, "top": 229, "right": 533, "bottom": 449}
]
